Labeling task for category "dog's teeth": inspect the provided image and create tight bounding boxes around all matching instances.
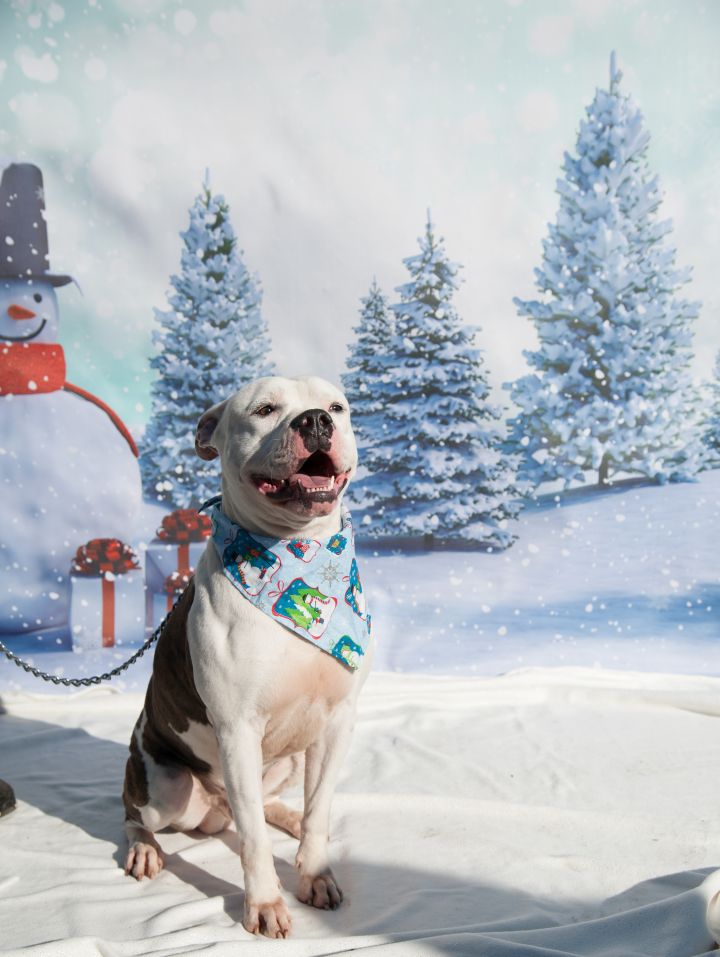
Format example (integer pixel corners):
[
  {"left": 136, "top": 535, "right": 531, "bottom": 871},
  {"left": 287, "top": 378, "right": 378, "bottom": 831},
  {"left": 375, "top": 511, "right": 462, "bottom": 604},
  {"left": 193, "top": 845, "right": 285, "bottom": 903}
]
[{"left": 308, "top": 479, "right": 333, "bottom": 493}]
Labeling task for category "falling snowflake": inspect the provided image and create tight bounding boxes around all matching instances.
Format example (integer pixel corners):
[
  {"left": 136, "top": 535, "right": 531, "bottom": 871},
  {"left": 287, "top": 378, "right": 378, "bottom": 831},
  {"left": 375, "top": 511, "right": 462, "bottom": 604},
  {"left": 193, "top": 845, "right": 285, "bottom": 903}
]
[{"left": 318, "top": 559, "right": 343, "bottom": 588}]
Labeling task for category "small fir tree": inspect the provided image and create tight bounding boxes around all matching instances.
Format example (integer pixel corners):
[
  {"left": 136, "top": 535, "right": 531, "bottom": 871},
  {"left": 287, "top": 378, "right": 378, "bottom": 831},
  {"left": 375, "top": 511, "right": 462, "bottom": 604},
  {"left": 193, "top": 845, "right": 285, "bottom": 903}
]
[
  {"left": 140, "top": 174, "right": 274, "bottom": 506},
  {"left": 508, "top": 53, "right": 705, "bottom": 487},
  {"left": 341, "top": 279, "right": 396, "bottom": 503},
  {"left": 352, "top": 215, "right": 521, "bottom": 548},
  {"left": 702, "top": 350, "right": 720, "bottom": 464}
]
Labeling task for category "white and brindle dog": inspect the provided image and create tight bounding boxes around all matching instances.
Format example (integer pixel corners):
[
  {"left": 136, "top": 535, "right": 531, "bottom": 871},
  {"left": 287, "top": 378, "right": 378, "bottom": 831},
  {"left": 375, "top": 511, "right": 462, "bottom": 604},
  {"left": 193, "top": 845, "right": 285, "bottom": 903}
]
[{"left": 122, "top": 376, "right": 373, "bottom": 938}]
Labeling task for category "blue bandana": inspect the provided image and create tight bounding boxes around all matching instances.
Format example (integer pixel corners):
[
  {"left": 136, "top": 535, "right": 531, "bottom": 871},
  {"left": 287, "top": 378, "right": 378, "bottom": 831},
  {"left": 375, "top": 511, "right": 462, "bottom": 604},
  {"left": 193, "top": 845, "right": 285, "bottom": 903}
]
[{"left": 205, "top": 501, "right": 371, "bottom": 672}]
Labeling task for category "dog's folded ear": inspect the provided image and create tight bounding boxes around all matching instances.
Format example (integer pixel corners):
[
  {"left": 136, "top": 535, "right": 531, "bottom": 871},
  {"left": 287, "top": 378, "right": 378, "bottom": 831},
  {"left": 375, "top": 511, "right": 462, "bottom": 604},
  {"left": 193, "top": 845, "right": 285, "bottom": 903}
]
[{"left": 195, "top": 401, "right": 227, "bottom": 461}]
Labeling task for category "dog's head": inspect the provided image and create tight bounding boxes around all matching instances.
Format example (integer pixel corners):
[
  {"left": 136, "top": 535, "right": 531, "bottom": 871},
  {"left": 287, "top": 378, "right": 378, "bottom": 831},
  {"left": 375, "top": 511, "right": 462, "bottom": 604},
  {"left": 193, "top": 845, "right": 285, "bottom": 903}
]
[{"left": 196, "top": 376, "right": 357, "bottom": 533}]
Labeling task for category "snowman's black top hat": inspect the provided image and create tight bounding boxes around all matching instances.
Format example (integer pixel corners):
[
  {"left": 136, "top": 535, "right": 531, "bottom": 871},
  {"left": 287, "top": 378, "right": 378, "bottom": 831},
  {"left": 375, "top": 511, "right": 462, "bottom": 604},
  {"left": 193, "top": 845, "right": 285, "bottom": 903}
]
[{"left": 0, "top": 162, "right": 73, "bottom": 287}]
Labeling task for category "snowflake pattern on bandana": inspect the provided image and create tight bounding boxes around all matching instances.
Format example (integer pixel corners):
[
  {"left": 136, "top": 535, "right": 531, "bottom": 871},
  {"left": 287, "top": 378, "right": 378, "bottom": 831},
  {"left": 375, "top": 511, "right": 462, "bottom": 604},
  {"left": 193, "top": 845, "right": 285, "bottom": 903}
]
[{"left": 206, "top": 502, "right": 371, "bottom": 672}]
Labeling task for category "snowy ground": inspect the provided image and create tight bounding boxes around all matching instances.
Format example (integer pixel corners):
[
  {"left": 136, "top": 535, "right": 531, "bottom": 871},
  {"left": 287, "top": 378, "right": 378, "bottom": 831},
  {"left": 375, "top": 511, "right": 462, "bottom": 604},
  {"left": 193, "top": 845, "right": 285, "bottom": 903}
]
[
  {"left": 2, "top": 669, "right": 720, "bottom": 955},
  {"left": 2, "top": 474, "right": 720, "bottom": 955},
  {"left": 1, "top": 470, "right": 717, "bottom": 694}
]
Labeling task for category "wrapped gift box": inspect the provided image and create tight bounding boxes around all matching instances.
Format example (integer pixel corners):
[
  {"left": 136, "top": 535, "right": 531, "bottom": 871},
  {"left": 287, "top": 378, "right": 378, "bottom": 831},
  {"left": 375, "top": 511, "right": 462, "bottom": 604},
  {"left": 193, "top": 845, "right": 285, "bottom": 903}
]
[
  {"left": 70, "top": 539, "right": 144, "bottom": 651},
  {"left": 145, "top": 539, "right": 207, "bottom": 591},
  {"left": 146, "top": 569, "right": 194, "bottom": 634},
  {"left": 145, "top": 508, "right": 211, "bottom": 590},
  {"left": 144, "top": 509, "right": 210, "bottom": 632}
]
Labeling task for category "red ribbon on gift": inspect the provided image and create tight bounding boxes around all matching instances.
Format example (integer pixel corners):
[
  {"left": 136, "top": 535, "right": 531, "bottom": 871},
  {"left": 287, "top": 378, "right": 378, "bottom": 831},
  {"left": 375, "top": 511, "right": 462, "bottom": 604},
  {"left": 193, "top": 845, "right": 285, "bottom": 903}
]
[
  {"left": 156, "top": 509, "right": 211, "bottom": 571},
  {"left": 163, "top": 569, "right": 194, "bottom": 612},
  {"left": 71, "top": 539, "right": 139, "bottom": 647}
]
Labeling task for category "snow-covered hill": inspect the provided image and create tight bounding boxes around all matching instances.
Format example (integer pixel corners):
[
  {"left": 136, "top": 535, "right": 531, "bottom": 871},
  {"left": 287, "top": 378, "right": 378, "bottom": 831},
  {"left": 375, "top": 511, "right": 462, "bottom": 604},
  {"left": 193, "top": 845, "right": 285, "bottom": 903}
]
[
  {"left": 368, "top": 469, "right": 719, "bottom": 677},
  {"left": 1, "top": 472, "right": 717, "bottom": 694}
]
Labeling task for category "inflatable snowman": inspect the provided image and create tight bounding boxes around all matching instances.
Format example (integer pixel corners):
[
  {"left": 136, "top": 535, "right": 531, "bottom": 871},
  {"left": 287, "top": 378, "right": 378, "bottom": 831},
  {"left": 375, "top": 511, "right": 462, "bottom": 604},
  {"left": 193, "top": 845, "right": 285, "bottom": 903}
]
[{"left": 0, "top": 162, "right": 141, "bottom": 642}]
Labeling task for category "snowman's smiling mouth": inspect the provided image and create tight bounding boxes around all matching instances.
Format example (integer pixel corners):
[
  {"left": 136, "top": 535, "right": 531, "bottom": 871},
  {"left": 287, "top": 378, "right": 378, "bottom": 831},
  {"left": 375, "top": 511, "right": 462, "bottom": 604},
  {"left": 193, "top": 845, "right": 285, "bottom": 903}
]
[{"left": 1, "top": 319, "right": 47, "bottom": 343}]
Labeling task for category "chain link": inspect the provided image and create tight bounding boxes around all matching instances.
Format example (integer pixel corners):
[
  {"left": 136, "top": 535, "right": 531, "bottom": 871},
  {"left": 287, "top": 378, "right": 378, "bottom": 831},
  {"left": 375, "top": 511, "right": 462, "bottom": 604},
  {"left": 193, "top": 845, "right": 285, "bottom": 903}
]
[{"left": 0, "top": 586, "right": 188, "bottom": 688}]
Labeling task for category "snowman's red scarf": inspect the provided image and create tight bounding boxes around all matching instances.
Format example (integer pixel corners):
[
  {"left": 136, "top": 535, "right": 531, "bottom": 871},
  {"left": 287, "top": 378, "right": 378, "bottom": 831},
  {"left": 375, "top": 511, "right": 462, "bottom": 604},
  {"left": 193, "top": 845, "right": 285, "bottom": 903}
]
[
  {"left": 0, "top": 341, "right": 66, "bottom": 395},
  {"left": 0, "top": 341, "right": 139, "bottom": 457}
]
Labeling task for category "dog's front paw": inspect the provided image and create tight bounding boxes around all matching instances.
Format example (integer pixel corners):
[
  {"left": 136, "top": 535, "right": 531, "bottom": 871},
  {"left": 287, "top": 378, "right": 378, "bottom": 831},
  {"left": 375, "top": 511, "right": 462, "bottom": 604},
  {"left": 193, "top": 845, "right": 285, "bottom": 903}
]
[
  {"left": 297, "top": 869, "right": 343, "bottom": 910},
  {"left": 243, "top": 896, "right": 292, "bottom": 938},
  {"left": 125, "top": 841, "right": 164, "bottom": 880}
]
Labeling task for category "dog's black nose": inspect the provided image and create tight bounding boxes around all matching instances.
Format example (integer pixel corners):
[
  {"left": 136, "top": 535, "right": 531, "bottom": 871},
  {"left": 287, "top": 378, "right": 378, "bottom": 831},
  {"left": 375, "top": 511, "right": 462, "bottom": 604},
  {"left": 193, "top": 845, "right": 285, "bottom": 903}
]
[{"left": 290, "top": 408, "right": 334, "bottom": 451}]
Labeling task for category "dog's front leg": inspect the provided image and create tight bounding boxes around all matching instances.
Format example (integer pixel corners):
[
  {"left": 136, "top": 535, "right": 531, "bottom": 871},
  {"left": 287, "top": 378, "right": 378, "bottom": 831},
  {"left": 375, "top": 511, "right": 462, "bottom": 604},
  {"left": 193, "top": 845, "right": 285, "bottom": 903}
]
[
  {"left": 295, "top": 701, "right": 354, "bottom": 910},
  {"left": 217, "top": 721, "right": 292, "bottom": 938}
]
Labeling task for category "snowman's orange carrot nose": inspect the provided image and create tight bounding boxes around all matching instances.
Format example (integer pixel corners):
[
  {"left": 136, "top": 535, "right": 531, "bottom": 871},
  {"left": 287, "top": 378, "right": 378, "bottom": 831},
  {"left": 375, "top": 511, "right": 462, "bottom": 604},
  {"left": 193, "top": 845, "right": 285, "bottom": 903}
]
[{"left": 7, "top": 304, "right": 37, "bottom": 320}]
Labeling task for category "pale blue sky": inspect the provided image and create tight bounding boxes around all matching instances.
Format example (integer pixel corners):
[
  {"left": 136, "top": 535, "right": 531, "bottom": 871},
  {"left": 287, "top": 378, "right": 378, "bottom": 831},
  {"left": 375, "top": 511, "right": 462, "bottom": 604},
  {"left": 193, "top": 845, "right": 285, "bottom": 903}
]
[{"left": 1, "top": 0, "right": 719, "bottom": 426}]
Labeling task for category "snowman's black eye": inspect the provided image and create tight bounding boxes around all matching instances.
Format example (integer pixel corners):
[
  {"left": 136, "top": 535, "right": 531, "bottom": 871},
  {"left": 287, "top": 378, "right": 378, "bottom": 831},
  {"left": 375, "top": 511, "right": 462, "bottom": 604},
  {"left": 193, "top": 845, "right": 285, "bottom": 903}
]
[{"left": 33, "top": 293, "right": 42, "bottom": 303}]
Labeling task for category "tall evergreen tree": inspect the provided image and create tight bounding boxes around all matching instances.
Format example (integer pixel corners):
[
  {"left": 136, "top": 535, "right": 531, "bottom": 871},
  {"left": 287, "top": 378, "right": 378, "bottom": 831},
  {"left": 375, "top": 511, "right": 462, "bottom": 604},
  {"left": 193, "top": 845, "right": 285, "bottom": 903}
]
[
  {"left": 353, "top": 215, "right": 521, "bottom": 548},
  {"left": 508, "top": 53, "right": 705, "bottom": 487},
  {"left": 341, "top": 279, "right": 395, "bottom": 506},
  {"left": 140, "top": 174, "right": 274, "bottom": 506}
]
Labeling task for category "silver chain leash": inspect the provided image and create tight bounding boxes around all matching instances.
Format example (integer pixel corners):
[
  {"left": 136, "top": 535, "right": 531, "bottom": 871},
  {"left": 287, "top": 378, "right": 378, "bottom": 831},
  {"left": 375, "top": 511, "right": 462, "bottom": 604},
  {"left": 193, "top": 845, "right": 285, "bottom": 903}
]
[{"left": 0, "top": 586, "right": 188, "bottom": 688}]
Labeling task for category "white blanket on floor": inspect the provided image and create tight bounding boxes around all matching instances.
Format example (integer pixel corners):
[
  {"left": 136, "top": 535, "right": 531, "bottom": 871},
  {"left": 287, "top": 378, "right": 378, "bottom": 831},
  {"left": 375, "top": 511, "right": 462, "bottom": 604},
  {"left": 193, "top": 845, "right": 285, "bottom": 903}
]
[{"left": 1, "top": 668, "right": 720, "bottom": 956}]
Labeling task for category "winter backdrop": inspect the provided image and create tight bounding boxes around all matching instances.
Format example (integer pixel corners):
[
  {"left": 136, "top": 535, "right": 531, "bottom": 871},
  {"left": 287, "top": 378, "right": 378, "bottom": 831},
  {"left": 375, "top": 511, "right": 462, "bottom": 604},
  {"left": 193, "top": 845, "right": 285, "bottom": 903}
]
[
  {"left": 3, "top": 8, "right": 720, "bottom": 953},
  {"left": 0, "top": 0, "right": 718, "bottom": 431},
  {"left": 1, "top": 0, "right": 719, "bottom": 683}
]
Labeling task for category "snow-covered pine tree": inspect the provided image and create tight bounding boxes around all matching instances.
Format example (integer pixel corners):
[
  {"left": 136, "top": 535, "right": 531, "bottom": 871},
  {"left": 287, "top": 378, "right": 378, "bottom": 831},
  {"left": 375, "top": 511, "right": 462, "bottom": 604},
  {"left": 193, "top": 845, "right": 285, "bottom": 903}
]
[
  {"left": 701, "top": 351, "right": 720, "bottom": 463},
  {"left": 507, "top": 52, "right": 705, "bottom": 488},
  {"left": 140, "top": 174, "right": 274, "bottom": 506},
  {"left": 352, "top": 215, "right": 521, "bottom": 548},
  {"left": 341, "top": 279, "right": 395, "bottom": 508}
]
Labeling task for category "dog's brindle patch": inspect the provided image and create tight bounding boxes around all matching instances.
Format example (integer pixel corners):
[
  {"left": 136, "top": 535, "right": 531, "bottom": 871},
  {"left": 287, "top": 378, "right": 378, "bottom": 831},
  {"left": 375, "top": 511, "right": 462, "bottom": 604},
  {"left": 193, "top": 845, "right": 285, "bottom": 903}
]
[
  {"left": 123, "top": 581, "right": 213, "bottom": 821},
  {"left": 122, "top": 731, "right": 149, "bottom": 819}
]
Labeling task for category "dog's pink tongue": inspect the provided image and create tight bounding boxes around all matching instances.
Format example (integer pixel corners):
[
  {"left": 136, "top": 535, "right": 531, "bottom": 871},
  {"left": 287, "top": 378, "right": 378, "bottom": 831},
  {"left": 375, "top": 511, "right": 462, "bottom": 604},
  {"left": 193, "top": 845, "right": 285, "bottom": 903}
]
[{"left": 296, "top": 473, "right": 332, "bottom": 489}]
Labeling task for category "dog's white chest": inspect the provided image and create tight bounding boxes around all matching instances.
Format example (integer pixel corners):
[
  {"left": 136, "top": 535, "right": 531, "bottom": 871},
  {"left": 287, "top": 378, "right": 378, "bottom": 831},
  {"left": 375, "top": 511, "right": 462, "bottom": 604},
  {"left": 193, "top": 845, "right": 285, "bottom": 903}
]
[
  {"left": 261, "top": 650, "right": 356, "bottom": 758},
  {"left": 188, "top": 544, "right": 362, "bottom": 764}
]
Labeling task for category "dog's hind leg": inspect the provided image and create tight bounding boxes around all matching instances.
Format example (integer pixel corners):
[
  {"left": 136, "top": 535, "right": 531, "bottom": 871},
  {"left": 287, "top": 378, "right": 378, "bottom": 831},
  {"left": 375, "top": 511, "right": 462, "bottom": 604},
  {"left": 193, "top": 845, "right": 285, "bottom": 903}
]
[
  {"left": 124, "top": 819, "right": 165, "bottom": 880},
  {"left": 196, "top": 789, "right": 232, "bottom": 835},
  {"left": 264, "top": 800, "right": 302, "bottom": 839},
  {"left": 123, "top": 724, "right": 213, "bottom": 880},
  {"left": 124, "top": 764, "right": 211, "bottom": 879},
  {"left": 263, "top": 754, "right": 304, "bottom": 839}
]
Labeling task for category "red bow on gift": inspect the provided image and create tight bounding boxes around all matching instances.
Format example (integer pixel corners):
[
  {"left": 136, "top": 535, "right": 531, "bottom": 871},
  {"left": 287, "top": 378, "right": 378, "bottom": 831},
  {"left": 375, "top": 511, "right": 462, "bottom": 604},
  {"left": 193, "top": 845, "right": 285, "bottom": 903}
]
[
  {"left": 156, "top": 509, "right": 212, "bottom": 544},
  {"left": 71, "top": 538, "right": 139, "bottom": 577},
  {"left": 161, "top": 568, "right": 194, "bottom": 614},
  {"left": 71, "top": 538, "right": 139, "bottom": 649},
  {"left": 163, "top": 569, "right": 195, "bottom": 595}
]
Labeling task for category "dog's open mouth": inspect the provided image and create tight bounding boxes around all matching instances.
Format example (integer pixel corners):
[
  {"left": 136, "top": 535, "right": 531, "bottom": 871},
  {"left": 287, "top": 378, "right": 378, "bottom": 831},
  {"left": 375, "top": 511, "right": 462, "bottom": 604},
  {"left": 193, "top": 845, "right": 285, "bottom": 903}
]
[{"left": 252, "top": 451, "right": 350, "bottom": 504}]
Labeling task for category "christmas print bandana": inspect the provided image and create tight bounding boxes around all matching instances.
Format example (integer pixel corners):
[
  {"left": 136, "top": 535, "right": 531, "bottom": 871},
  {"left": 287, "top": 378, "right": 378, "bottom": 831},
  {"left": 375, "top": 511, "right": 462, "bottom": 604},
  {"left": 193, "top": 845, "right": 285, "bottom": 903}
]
[{"left": 206, "top": 500, "right": 371, "bottom": 671}]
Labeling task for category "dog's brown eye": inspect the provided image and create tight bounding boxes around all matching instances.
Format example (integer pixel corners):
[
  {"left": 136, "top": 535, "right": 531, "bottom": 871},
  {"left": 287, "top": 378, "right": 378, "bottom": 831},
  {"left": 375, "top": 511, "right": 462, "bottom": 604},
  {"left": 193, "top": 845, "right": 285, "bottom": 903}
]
[
  {"left": 329, "top": 403, "right": 344, "bottom": 413},
  {"left": 254, "top": 404, "right": 275, "bottom": 417}
]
